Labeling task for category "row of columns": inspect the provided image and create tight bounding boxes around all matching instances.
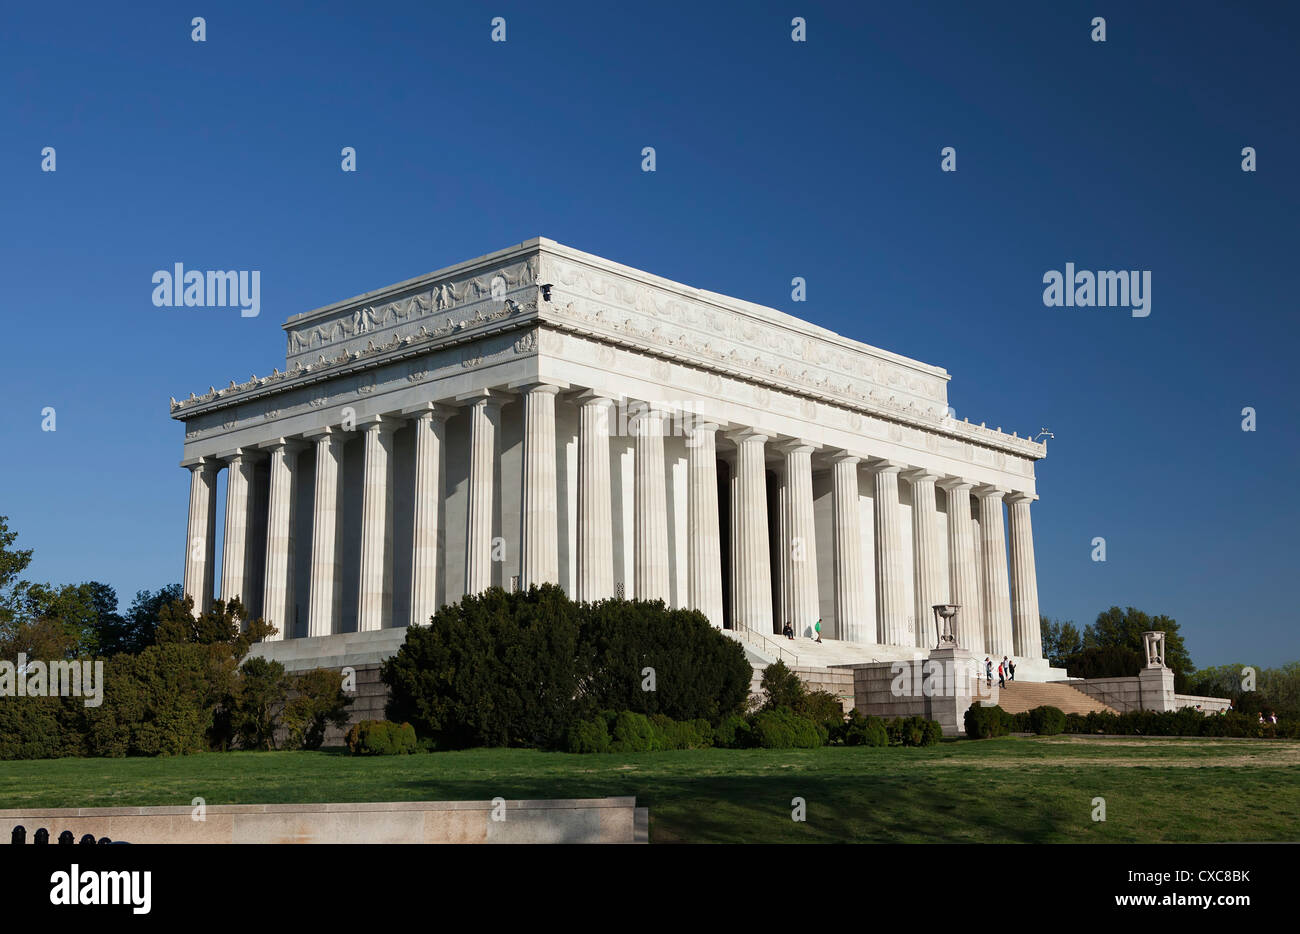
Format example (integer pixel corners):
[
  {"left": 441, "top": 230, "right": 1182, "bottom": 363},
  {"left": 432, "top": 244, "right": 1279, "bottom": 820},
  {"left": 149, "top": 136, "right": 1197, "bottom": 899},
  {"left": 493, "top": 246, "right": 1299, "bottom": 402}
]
[{"left": 182, "top": 387, "right": 1041, "bottom": 658}]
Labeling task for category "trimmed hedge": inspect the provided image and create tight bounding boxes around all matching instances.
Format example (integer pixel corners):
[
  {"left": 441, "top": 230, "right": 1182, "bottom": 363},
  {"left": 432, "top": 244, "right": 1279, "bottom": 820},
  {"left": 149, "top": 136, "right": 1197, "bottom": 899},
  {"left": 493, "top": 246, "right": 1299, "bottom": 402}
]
[
  {"left": 885, "top": 715, "right": 942, "bottom": 747},
  {"left": 1028, "top": 705, "right": 1067, "bottom": 736},
  {"left": 345, "top": 720, "right": 418, "bottom": 755},
  {"left": 749, "top": 709, "right": 823, "bottom": 749},
  {"left": 1063, "top": 708, "right": 1300, "bottom": 738},
  {"left": 383, "top": 585, "right": 751, "bottom": 749},
  {"left": 838, "top": 710, "right": 888, "bottom": 747},
  {"left": 964, "top": 703, "right": 1012, "bottom": 739}
]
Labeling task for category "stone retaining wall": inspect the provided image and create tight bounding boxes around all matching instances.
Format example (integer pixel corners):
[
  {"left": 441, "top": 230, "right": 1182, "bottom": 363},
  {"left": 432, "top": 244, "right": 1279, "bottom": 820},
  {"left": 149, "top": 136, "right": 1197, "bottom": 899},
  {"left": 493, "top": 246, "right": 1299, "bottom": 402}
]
[{"left": 0, "top": 799, "right": 648, "bottom": 845}]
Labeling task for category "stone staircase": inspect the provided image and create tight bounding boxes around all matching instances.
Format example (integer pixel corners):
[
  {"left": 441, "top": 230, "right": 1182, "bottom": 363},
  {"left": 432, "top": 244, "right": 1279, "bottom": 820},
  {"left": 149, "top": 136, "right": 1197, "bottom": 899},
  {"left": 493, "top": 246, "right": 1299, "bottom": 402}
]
[{"left": 993, "top": 679, "right": 1117, "bottom": 716}]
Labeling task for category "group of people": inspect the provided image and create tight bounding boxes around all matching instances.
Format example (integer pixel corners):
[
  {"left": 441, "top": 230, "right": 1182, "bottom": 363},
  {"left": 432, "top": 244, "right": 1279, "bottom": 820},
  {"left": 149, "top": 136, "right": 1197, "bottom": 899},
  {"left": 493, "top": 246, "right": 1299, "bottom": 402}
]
[
  {"left": 985, "top": 656, "right": 1016, "bottom": 688},
  {"left": 782, "top": 619, "right": 824, "bottom": 643}
]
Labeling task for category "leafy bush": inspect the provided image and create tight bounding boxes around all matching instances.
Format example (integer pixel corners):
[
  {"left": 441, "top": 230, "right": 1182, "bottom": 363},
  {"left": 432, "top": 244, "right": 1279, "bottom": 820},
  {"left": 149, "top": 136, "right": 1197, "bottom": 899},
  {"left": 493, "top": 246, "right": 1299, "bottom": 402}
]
[
  {"left": 964, "top": 703, "right": 1012, "bottom": 739},
  {"left": 346, "top": 720, "right": 417, "bottom": 755},
  {"left": 750, "top": 709, "right": 823, "bottom": 749},
  {"left": 1028, "top": 705, "right": 1067, "bottom": 736},
  {"left": 839, "top": 710, "right": 888, "bottom": 747},
  {"left": 565, "top": 716, "right": 611, "bottom": 754},
  {"left": 282, "top": 668, "right": 352, "bottom": 750},
  {"left": 649, "top": 714, "right": 713, "bottom": 750},
  {"left": 383, "top": 585, "right": 750, "bottom": 749},
  {"left": 886, "top": 715, "right": 942, "bottom": 747},
  {"left": 610, "top": 711, "right": 656, "bottom": 752},
  {"left": 714, "top": 714, "right": 752, "bottom": 748}
]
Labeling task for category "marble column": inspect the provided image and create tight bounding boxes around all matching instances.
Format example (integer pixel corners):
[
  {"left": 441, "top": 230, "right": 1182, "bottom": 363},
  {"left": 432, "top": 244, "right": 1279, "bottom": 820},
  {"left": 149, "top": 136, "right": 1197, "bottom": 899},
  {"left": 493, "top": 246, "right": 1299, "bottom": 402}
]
[
  {"left": 633, "top": 402, "right": 670, "bottom": 602},
  {"left": 307, "top": 429, "right": 344, "bottom": 638},
  {"left": 938, "top": 478, "right": 981, "bottom": 653},
  {"left": 577, "top": 393, "right": 615, "bottom": 602},
  {"left": 465, "top": 392, "right": 503, "bottom": 595},
  {"left": 905, "top": 469, "right": 944, "bottom": 649},
  {"left": 830, "top": 453, "right": 868, "bottom": 643},
  {"left": 686, "top": 422, "right": 724, "bottom": 626},
  {"left": 871, "top": 460, "right": 909, "bottom": 646},
  {"left": 1006, "top": 492, "right": 1042, "bottom": 659},
  {"left": 730, "top": 429, "right": 773, "bottom": 635},
  {"left": 220, "top": 450, "right": 256, "bottom": 611},
  {"left": 260, "top": 439, "right": 303, "bottom": 641},
  {"left": 358, "top": 418, "right": 397, "bottom": 631},
  {"left": 976, "top": 485, "right": 1014, "bottom": 657},
  {"left": 183, "top": 460, "right": 218, "bottom": 613},
  {"left": 779, "top": 442, "right": 820, "bottom": 636},
  {"left": 520, "top": 384, "right": 561, "bottom": 588},
  {"left": 408, "top": 404, "right": 449, "bottom": 626}
]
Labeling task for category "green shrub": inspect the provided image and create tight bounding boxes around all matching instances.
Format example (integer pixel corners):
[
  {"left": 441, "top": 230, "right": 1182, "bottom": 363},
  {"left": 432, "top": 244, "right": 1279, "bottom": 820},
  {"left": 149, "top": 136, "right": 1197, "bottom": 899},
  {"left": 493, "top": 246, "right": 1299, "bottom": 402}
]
[
  {"left": 383, "top": 586, "right": 750, "bottom": 749},
  {"left": 797, "top": 690, "right": 847, "bottom": 737},
  {"left": 839, "top": 710, "right": 889, "bottom": 747},
  {"left": 1028, "top": 705, "right": 1067, "bottom": 736},
  {"left": 565, "top": 716, "right": 611, "bottom": 754},
  {"left": 750, "top": 709, "right": 823, "bottom": 749},
  {"left": 714, "top": 714, "right": 751, "bottom": 748},
  {"left": 885, "top": 715, "right": 942, "bottom": 747},
  {"left": 964, "top": 703, "right": 1011, "bottom": 739},
  {"left": 346, "top": 719, "right": 417, "bottom": 755},
  {"left": 610, "top": 711, "right": 656, "bottom": 752},
  {"left": 282, "top": 668, "right": 352, "bottom": 750}
]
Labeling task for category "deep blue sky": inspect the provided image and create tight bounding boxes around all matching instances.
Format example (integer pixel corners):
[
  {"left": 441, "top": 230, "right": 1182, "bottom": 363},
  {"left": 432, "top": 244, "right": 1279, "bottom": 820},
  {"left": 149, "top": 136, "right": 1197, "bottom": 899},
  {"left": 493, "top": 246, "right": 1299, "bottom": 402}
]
[{"left": 2, "top": 2, "right": 1296, "bottom": 668}]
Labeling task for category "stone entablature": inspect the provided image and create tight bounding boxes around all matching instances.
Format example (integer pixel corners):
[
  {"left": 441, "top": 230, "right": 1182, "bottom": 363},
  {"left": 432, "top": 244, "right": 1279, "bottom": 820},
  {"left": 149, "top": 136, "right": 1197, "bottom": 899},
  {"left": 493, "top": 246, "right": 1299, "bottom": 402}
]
[{"left": 171, "top": 239, "right": 1045, "bottom": 476}]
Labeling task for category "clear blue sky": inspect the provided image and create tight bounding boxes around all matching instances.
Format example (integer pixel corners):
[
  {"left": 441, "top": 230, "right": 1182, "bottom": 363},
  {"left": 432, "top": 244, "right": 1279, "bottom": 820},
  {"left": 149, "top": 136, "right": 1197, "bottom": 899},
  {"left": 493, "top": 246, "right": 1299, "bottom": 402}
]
[{"left": 1, "top": 1, "right": 1296, "bottom": 669}]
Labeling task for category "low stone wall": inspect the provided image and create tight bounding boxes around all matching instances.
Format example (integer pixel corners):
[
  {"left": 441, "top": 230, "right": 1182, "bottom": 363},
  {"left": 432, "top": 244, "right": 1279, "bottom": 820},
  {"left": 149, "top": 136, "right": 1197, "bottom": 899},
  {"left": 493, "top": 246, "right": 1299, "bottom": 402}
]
[
  {"left": 1065, "top": 677, "right": 1144, "bottom": 713},
  {"left": 0, "top": 799, "right": 648, "bottom": 844},
  {"left": 1174, "top": 694, "right": 1232, "bottom": 714},
  {"left": 749, "top": 664, "right": 856, "bottom": 712}
]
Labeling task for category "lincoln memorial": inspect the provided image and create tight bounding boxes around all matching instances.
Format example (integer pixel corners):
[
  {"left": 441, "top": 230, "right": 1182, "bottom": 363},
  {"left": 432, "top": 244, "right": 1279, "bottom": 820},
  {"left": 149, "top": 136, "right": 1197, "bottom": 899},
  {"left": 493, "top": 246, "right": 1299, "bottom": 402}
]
[{"left": 171, "top": 238, "right": 1056, "bottom": 678}]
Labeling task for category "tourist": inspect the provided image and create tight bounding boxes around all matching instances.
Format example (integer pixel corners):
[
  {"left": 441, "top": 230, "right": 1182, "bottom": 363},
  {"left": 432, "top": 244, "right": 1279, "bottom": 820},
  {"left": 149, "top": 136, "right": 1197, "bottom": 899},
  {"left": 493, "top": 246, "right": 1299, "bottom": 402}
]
[
  {"left": 814, "top": 618, "right": 823, "bottom": 643},
  {"left": 1002, "top": 656, "right": 1009, "bottom": 682},
  {"left": 1271, "top": 713, "right": 1278, "bottom": 725},
  {"left": 985, "top": 657, "right": 993, "bottom": 687},
  {"left": 997, "top": 661, "right": 1006, "bottom": 689},
  {"left": 783, "top": 621, "right": 794, "bottom": 640},
  {"left": 1009, "top": 659, "right": 1016, "bottom": 681}
]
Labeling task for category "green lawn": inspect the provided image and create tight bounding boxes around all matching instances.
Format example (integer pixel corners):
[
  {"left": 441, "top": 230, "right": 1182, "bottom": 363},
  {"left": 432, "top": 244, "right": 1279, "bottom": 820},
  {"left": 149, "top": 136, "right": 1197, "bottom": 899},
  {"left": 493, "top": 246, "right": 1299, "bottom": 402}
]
[{"left": 1, "top": 736, "right": 1295, "bottom": 843}]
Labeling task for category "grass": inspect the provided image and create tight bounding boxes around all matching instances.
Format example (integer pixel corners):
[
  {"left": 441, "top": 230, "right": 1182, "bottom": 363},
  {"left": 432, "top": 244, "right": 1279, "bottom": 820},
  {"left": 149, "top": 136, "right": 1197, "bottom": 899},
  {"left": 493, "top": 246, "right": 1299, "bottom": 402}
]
[{"left": 1, "top": 736, "right": 1296, "bottom": 843}]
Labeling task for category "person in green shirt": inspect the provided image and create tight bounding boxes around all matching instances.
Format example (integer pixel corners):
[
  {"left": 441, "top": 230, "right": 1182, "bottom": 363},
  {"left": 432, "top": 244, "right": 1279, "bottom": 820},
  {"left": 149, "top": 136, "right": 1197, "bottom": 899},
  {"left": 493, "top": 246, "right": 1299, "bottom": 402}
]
[{"left": 814, "top": 619, "right": 822, "bottom": 643}]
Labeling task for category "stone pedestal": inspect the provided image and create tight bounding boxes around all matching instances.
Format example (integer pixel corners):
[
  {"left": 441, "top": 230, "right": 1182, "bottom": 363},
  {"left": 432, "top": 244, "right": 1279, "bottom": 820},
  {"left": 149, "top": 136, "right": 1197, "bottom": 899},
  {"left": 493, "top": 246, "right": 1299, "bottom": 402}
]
[
  {"left": 1139, "top": 665, "right": 1176, "bottom": 712},
  {"left": 923, "top": 644, "right": 994, "bottom": 737}
]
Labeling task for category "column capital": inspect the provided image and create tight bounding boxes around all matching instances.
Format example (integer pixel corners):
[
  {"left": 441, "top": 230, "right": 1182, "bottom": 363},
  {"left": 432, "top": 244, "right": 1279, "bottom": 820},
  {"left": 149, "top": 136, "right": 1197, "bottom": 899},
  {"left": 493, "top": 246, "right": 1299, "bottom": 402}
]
[
  {"left": 937, "top": 476, "right": 975, "bottom": 492},
  {"left": 508, "top": 378, "right": 567, "bottom": 395},
  {"left": 867, "top": 458, "right": 907, "bottom": 475},
  {"left": 303, "top": 424, "right": 345, "bottom": 440},
  {"left": 1005, "top": 490, "right": 1038, "bottom": 505},
  {"left": 256, "top": 436, "right": 308, "bottom": 455},
  {"left": 828, "top": 450, "right": 861, "bottom": 466},
  {"left": 215, "top": 446, "right": 259, "bottom": 464},
  {"left": 357, "top": 414, "right": 401, "bottom": 435},
  {"left": 725, "top": 427, "right": 769, "bottom": 445},
  {"left": 180, "top": 455, "right": 219, "bottom": 472},
  {"left": 774, "top": 438, "right": 818, "bottom": 456},
  {"left": 973, "top": 484, "right": 1009, "bottom": 500},
  {"left": 400, "top": 401, "right": 456, "bottom": 422},
  {"left": 455, "top": 387, "right": 512, "bottom": 408},
  {"left": 901, "top": 467, "right": 941, "bottom": 484}
]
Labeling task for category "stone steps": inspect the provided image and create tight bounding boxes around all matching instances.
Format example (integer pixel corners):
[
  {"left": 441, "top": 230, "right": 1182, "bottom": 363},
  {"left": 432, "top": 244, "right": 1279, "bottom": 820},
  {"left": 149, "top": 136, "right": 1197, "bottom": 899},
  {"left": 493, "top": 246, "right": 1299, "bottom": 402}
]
[{"left": 992, "top": 680, "right": 1116, "bottom": 716}]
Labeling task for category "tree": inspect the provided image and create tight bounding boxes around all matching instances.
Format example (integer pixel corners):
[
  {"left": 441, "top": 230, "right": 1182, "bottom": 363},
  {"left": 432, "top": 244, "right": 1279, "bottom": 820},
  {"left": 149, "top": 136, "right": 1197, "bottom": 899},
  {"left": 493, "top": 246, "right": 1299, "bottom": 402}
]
[
  {"left": 1085, "top": 607, "right": 1194, "bottom": 686},
  {"left": 95, "top": 584, "right": 181, "bottom": 656},
  {"left": 760, "top": 659, "right": 805, "bottom": 711},
  {"left": 1040, "top": 616, "right": 1083, "bottom": 667},
  {"left": 282, "top": 668, "right": 353, "bottom": 749},
  {"left": 233, "top": 657, "right": 291, "bottom": 750}
]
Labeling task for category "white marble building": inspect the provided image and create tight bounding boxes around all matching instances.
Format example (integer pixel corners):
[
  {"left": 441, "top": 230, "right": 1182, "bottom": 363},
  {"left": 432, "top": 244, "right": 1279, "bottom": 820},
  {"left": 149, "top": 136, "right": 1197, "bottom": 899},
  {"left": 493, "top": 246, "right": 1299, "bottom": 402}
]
[{"left": 172, "top": 238, "right": 1052, "bottom": 674}]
